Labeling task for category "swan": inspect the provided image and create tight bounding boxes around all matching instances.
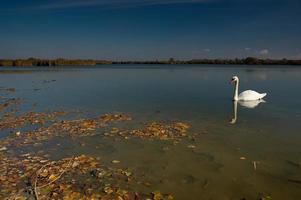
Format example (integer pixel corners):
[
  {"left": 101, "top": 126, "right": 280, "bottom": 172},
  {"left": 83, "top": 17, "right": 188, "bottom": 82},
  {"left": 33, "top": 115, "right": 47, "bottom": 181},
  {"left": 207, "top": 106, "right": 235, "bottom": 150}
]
[{"left": 230, "top": 76, "right": 267, "bottom": 101}]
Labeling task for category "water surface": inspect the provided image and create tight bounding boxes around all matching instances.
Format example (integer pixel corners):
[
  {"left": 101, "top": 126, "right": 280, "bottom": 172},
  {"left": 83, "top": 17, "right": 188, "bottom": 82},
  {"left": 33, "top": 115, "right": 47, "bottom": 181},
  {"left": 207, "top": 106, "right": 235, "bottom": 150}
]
[{"left": 1, "top": 65, "right": 301, "bottom": 199}]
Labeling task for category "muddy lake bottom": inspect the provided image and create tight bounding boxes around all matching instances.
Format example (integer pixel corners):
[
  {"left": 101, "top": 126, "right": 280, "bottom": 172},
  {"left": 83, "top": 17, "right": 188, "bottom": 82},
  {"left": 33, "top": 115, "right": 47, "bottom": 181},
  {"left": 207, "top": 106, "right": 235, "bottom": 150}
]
[{"left": 0, "top": 65, "right": 301, "bottom": 200}]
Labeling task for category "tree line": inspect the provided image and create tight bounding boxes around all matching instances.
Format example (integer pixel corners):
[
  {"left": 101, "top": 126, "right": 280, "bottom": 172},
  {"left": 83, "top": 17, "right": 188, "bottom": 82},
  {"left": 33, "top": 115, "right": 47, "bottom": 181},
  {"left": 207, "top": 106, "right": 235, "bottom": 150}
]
[
  {"left": 0, "top": 58, "right": 111, "bottom": 66},
  {"left": 112, "top": 57, "right": 301, "bottom": 65},
  {"left": 0, "top": 57, "right": 300, "bottom": 66}
]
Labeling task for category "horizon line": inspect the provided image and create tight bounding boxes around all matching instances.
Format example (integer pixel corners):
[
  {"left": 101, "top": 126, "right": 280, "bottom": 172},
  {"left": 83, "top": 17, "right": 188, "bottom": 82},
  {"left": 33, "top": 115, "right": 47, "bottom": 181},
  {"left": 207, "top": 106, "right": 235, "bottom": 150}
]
[{"left": 1, "top": 57, "right": 300, "bottom": 61}]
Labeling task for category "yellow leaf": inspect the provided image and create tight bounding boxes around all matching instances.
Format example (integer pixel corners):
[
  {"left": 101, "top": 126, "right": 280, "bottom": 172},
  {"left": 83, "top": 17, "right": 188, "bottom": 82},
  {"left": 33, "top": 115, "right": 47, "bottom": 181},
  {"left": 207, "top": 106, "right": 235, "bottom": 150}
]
[
  {"left": 152, "top": 190, "right": 163, "bottom": 200},
  {"left": 48, "top": 174, "right": 56, "bottom": 181}
]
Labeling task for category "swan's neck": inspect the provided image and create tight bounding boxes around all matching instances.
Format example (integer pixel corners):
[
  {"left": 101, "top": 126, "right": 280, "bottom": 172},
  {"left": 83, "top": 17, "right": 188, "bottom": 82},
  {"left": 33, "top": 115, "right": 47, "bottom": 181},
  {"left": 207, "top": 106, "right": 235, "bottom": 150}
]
[{"left": 233, "top": 80, "right": 239, "bottom": 101}]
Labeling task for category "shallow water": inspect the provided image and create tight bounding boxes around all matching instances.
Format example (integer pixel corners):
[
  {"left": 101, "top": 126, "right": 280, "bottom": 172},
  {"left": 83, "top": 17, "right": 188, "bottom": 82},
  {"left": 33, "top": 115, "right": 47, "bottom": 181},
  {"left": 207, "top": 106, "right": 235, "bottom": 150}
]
[{"left": 1, "top": 65, "right": 301, "bottom": 199}]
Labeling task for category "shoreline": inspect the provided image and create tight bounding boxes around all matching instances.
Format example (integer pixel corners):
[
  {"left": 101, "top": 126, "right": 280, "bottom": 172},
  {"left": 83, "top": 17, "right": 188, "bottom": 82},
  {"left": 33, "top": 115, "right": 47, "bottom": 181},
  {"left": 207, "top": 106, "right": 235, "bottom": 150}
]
[{"left": 1, "top": 57, "right": 301, "bottom": 67}]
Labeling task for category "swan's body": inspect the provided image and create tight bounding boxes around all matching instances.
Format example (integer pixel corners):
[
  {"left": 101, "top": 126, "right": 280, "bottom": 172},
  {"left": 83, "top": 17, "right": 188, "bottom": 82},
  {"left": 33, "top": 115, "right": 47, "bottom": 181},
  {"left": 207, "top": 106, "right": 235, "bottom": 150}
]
[
  {"left": 230, "top": 76, "right": 267, "bottom": 101},
  {"left": 238, "top": 90, "right": 267, "bottom": 101}
]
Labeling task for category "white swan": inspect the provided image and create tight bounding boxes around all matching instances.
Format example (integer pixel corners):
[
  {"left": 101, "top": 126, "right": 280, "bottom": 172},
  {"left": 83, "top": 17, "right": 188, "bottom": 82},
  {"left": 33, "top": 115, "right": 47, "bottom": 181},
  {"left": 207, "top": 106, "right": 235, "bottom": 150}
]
[{"left": 230, "top": 76, "right": 267, "bottom": 101}]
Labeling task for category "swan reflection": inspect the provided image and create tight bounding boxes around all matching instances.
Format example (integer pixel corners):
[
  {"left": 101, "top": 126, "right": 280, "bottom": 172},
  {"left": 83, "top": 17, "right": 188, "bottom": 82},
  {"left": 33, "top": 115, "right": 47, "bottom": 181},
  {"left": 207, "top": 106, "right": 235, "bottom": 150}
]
[{"left": 229, "top": 99, "right": 265, "bottom": 124}]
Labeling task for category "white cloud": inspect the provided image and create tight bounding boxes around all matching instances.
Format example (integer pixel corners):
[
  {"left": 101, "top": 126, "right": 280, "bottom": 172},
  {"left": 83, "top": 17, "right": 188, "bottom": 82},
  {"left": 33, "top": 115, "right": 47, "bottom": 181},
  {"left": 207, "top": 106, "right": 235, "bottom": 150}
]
[
  {"left": 203, "top": 48, "right": 211, "bottom": 52},
  {"left": 244, "top": 47, "right": 251, "bottom": 51},
  {"left": 259, "top": 49, "right": 269, "bottom": 55}
]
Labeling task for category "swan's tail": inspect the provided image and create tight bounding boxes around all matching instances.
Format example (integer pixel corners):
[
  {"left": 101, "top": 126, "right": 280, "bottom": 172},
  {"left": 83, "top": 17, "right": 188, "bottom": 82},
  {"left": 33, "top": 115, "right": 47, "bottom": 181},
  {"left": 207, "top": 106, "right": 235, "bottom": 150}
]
[{"left": 260, "top": 93, "right": 267, "bottom": 99}]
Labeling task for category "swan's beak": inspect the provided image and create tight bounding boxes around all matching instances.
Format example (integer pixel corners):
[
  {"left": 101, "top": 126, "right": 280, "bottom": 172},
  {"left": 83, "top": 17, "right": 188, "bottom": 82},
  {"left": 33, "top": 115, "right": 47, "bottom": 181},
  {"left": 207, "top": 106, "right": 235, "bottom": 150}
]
[{"left": 230, "top": 80, "right": 234, "bottom": 84}]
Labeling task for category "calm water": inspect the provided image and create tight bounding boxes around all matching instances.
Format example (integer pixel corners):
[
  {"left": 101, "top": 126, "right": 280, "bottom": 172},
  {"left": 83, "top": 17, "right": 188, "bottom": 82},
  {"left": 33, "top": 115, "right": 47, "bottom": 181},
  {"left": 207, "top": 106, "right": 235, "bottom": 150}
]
[{"left": 1, "top": 65, "right": 301, "bottom": 199}]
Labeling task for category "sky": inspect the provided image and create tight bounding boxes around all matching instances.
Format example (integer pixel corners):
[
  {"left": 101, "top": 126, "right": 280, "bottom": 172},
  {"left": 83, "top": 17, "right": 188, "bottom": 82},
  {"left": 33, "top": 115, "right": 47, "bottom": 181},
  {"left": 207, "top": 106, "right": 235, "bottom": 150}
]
[{"left": 0, "top": 0, "right": 300, "bottom": 60}]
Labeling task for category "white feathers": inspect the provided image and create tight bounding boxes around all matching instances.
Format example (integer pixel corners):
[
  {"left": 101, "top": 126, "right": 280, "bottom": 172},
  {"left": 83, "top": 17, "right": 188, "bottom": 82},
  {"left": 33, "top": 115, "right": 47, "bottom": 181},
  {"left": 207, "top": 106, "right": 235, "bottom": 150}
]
[
  {"left": 231, "top": 76, "right": 267, "bottom": 101},
  {"left": 238, "top": 90, "right": 267, "bottom": 101}
]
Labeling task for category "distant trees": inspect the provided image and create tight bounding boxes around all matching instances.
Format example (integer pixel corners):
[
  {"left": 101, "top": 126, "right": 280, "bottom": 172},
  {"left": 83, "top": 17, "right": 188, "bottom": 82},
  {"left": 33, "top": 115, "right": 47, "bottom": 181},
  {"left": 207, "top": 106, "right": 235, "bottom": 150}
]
[
  {"left": 0, "top": 58, "right": 100, "bottom": 67},
  {"left": 245, "top": 57, "right": 260, "bottom": 65},
  {"left": 0, "top": 57, "right": 301, "bottom": 67},
  {"left": 112, "top": 58, "right": 301, "bottom": 65},
  {"left": 168, "top": 58, "right": 175, "bottom": 64},
  {"left": 0, "top": 60, "right": 14, "bottom": 66}
]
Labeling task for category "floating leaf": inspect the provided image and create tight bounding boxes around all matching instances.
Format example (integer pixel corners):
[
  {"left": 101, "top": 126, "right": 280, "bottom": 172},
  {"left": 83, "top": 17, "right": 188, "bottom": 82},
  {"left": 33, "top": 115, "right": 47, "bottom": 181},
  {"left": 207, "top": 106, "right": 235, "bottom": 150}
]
[
  {"left": 152, "top": 190, "right": 163, "bottom": 200},
  {"left": 48, "top": 174, "right": 57, "bottom": 181}
]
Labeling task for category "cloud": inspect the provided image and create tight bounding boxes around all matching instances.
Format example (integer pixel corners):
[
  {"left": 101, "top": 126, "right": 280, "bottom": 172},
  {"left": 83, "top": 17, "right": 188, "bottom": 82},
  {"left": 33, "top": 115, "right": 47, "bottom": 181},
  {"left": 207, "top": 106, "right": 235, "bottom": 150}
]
[
  {"left": 244, "top": 47, "right": 251, "bottom": 51},
  {"left": 203, "top": 48, "right": 211, "bottom": 52},
  {"left": 259, "top": 49, "right": 269, "bottom": 55},
  {"left": 33, "top": 0, "right": 212, "bottom": 10}
]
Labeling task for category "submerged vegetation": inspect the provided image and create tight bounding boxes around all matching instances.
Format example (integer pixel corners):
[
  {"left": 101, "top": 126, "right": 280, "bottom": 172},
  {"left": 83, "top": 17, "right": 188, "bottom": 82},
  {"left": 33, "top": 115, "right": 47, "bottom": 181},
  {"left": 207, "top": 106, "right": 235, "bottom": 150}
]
[
  {"left": 0, "top": 57, "right": 301, "bottom": 66},
  {"left": 0, "top": 86, "right": 188, "bottom": 199}
]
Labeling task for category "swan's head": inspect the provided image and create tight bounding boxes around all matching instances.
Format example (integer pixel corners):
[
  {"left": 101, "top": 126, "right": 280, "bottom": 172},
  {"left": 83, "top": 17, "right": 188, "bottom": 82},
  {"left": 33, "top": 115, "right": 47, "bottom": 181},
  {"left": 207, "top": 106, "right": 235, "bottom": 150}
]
[{"left": 230, "top": 76, "right": 239, "bottom": 84}]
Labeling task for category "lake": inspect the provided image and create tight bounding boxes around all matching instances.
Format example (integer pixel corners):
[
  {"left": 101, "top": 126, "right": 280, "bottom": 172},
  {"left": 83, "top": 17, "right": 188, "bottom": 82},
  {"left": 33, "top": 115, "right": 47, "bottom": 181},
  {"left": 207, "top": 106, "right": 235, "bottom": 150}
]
[{"left": 0, "top": 65, "right": 301, "bottom": 199}]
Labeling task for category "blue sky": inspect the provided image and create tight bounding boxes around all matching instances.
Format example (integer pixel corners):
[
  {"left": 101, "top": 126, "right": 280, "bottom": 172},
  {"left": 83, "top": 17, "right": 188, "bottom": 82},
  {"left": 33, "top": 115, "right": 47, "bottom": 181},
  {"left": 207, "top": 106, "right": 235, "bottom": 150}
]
[{"left": 0, "top": 0, "right": 300, "bottom": 60}]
